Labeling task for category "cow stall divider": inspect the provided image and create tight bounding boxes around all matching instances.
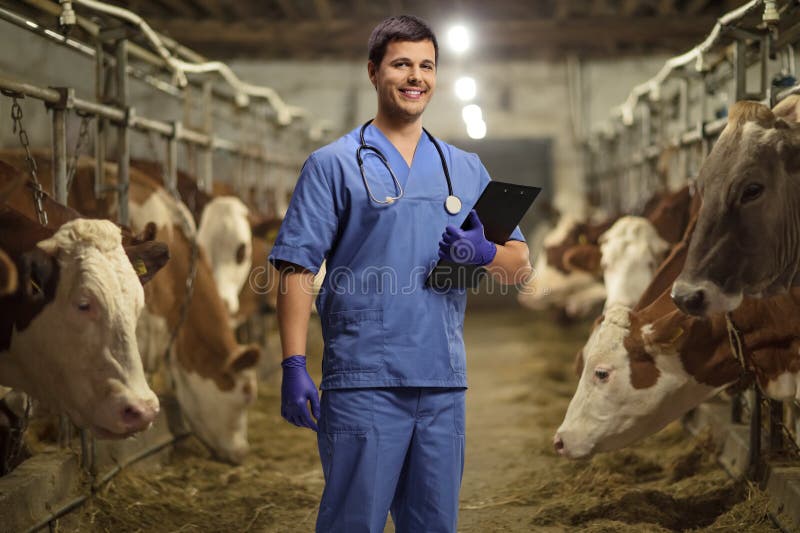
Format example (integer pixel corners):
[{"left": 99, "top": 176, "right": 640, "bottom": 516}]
[
  {"left": 582, "top": 1, "right": 800, "bottom": 530},
  {"left": 0, "top": 2, "right": 327, "bottom": 531}
]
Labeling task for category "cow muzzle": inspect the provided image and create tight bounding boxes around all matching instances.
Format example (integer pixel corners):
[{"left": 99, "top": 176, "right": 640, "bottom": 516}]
[{"left": 671, "top": 280, "right": 709, "bottom": 316}]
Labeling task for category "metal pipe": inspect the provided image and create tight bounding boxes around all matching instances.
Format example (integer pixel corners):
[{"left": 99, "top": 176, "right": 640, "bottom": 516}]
[
  {"left": 115, "top": 38, "right": 130, "bottom": 226},
  {"left": 749, "top": 386, "right": 763, "bottom": 478},
  {"left": 51, "top": 107, "right": 68, "bottom": 204},
  {"left": 200, "top": 81, "right": 213, "bottom": 193},
  {"left": 94, "top": 39, "right": 106, "bottom": 200},
  {"left": 166, "top": 123, "right": 178, "bottom": 193},
  {"left": 615, "top": 0, "right": 766, "bottom": 124},
  {"left": 0, "top": 73, "right": 301, "bottom": 167},
  {"left": 769, "top": 400, "right": 784, "bottom": 453}
]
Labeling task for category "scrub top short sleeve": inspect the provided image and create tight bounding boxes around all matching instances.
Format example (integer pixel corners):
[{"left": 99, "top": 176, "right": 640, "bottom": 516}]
[{"left": 269, "top": 154, "right": 338, "bottom": 274}]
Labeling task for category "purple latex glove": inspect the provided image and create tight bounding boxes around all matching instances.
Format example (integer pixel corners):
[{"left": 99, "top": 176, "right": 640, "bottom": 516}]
[
  {"left": 438, "top": 210, "right": 498, "bottom": 266},
  {"left": 281, "top": 355, "right": 320, "bottom": 432}
]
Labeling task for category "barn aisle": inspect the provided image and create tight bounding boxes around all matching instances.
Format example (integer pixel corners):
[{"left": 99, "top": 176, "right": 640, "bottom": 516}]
[{"left": 60, "top": 309, "right": 779, "bottom": 532}]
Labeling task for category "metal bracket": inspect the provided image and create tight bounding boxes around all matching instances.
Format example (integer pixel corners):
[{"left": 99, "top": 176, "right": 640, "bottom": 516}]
[
  {"left": 169, "top": 120, "right": 182, "bottom": 140},
  {"left": 98, "top": 25, "right": 138, "bottom": 43},
  {"left": 119, "top": 105, "right": 135, "bottom": 127},
  {"left": 45, "top": 86, "right": 75, "bottom": 110}
]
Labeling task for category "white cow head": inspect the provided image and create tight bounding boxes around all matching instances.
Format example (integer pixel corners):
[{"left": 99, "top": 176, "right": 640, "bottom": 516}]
[
  {"left": 196, "top": 197, "right": 252, "bottom": 316},
  {"left": 553, "top": 304, "right": 717, "bottom": 458},
  {"left": 599, "top": 217, "right": 670, "bottom": 308},
  {"left": 1, "top": 219, "right": 160, "bottom": 438},
  {"left": 169, "top": 345, "right": 259, "bottom": 464}
]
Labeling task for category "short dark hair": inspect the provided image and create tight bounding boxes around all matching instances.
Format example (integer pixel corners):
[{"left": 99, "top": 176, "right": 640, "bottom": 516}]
[{"left": 367, "top": 15, "right": 438, "bottom": 66}]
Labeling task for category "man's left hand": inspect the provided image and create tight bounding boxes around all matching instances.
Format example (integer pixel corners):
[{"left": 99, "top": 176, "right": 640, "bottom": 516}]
[{"left": 438, "top": 210, "right": 497, "bottom": 266}]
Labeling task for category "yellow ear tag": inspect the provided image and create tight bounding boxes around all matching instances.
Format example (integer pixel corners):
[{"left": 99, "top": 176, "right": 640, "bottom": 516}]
[
  {"left": 134, "top": 258, "right": 148, "bottom": 277},
  {"left": 29, "top": 279, "right": 42, "bottom": 294},
  {"left": 667, "top": 327, "right": 684, "bottom": 344},
  {"left": 578, "top": 234, "right": 588, "bottom": 245}
]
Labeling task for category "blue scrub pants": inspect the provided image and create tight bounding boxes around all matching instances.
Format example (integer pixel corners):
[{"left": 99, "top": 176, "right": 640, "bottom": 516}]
[{"left": 315, "top": 387, "right": 466, "bottom": 533}]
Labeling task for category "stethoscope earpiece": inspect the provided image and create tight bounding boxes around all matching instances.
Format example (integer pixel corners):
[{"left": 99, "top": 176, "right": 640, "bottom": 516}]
[{"left": 358, "top": 119, "right": 461, "bottom": 215}]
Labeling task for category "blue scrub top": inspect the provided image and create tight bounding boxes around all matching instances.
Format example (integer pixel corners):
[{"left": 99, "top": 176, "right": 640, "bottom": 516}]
[{"left": 269, "top": 124, "right": 525, "bottom": 390}]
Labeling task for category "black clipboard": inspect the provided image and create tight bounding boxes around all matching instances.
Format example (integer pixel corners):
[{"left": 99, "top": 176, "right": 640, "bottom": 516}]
[{"left": 426, "top": 181, "right": 541, "bottom": 290}]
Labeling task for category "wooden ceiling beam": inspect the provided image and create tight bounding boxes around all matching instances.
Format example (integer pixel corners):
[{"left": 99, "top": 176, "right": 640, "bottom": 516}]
[
  {"left": 145, "top": 15, "right": 720, "bottom": 58},
  {"left": 156, "top": 0, "right": 200, "bottom": 17},
  {"left": 313, "top": 0, "right": 333, "bottom": 20},
  {"left": 685, "top": 0, "right": 712, "bottom": 15},
  {"left": 275, "top": 0, "right": 300, "bottom": 19},
  {"left": 657, "top": 0, "right": 677, "bottom": 16},
  {"left": 191, "top": 0, "right": 226, "bottom": 18},
  {"left": 621, "top": 0, "right": 641, "bottom": 16}
]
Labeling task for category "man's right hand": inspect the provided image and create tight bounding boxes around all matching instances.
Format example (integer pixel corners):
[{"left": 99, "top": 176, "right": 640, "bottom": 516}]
[{"left": 281, "top": 355, "right": 321, "bottom": 432}]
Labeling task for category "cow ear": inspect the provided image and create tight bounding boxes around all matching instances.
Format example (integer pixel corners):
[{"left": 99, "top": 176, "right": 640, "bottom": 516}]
[
  {"left": 777, "top": 136, "right": 800, "bottom": 174},
  {"left": 648, "top": 236, "right": 671, "bottom": 259},
  {"left": 124, "top": 240, "right": 170, "bottom": 285},
  {"left": 642, "top": 309, "right": 690, "bottom": 348},
  {"left": 573, "top": 348, "right": 585, "bottom": 377},
  {"left": 772, "top": 95, "right": 800, "bottom": 124},
  {"left": 0, "top": 249, "right": 18, "bottom": 297},
  {"left": 563, "top": 244, "right": 602, "bottom": 275},
  {"left": 226, "top": 345, "right": 260, "bottom": 373},
  {"left": 17, "top": 248, "right": 59, "bottom": 303},
  {"left": 134, "top": 222, "right": 158, "bottom": 244}
]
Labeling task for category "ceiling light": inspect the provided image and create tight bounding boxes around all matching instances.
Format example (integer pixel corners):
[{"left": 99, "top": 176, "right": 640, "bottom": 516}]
[
  {"left": 447, "top": 25, "right": 470, "bottom": 54},
  {"left": 454, "top": 76, "right": 477, "bottom": 101},
  {"left": 466, "top": 119, "right": 487, "bottom": 140},
  {"left": 462, "top": 104, "right": 482, "bottom": 124}
]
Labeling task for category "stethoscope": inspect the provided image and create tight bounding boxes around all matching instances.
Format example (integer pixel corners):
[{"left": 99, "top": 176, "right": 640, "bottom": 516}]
[{"left": 357, "top": 119, "right": 462, "bottom": 215}]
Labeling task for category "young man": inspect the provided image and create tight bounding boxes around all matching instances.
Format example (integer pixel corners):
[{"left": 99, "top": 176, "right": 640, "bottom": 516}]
[{"left": 269, "top": 15, "right": 531, "bottom": 533}]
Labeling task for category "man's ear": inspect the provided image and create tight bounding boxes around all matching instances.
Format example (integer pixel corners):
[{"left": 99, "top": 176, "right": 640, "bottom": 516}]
[{"left": 367, "top": 61, "right": 377, "bottom": 89}]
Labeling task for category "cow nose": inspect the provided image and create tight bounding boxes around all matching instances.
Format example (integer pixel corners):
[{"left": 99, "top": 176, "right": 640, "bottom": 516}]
[
  {"left": 121, "top": 399, "right": 158, "bottom": 431},
  {"left": 672, "top": 283, "right": 707, "bottom": 316},
  {"left": 553, "top": 434, "right": 565, "bottom": 455}
]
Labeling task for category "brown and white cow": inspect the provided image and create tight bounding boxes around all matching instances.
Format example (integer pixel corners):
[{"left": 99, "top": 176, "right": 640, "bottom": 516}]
[
  {"left": 0, "top": 208, "right": 163, "bottom": 438},
  {"left": 562, "top": 185, "right": 696, "bottom": 278},
  {"left": 595, "top": 216, "right": 670, "bottom": 308},
  {"left": 1, "top": 153, "right": 261, "bottom": 463},
  {"left": 554, "top": 224, "right": 800, "bottom": 459},
  {"left": 673, "top": 96, "right": 800, "bottom": 316},
  {"left": 518, "top": 214, "right": 609, "bottom": 318},
  {"left": 130, "top": 161, "right": 254, "bottom": 318}
]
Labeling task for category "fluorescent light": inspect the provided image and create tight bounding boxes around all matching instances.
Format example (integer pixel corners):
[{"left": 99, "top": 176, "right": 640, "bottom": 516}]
[
  {"left": 447, "top": 25, "right": 470, "bottom": 54},
  {"left": 454, "top": 76, "right": 476, "bottom": 101},
  {"left": 467, "top": 119, "right": 487, "bottom": 139},
  {"left": 462, "top": 104, "right": 482, "bottom": 124}
]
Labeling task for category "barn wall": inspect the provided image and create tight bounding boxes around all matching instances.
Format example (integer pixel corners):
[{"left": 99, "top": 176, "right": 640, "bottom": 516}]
[{"left": 0, "top": 17, "right": 668, "bottom": 217}]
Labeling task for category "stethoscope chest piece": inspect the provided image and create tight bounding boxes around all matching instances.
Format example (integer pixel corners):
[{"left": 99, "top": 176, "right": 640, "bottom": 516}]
[{"left": 445, "top": 195, "right": 462, "bottom": 215}]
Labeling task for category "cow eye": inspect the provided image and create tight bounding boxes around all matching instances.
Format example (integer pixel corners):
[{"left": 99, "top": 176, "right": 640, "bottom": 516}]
[
  {"left": 594, "top": 368, "right": 610, "bottom": 382},
  {"left": 235, "top": 243, "right": 247, "bottom": 264},
  {"left": 76, "top": 298, "right": 91, "bottom": 312},
  {"left": 740, "top": 183, "right": 764, "bottom": 204}
]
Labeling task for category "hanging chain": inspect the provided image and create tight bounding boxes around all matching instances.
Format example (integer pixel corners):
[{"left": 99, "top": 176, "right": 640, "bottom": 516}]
[
  {"left": 5, "top": 93, "right": 48, "bottom": 225},
  {"left": 66, "top": 111, "right": 93, "bottom": 195}
]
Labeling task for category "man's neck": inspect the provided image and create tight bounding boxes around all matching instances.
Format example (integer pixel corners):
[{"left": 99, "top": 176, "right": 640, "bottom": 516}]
[{"left": 372, "top": 114, "right": 423, "bottom": 166}]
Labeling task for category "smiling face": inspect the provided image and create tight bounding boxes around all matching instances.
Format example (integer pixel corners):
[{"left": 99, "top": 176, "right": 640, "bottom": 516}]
[{"left": 368, "top": 39, "right": 436, "bottom": 125}]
